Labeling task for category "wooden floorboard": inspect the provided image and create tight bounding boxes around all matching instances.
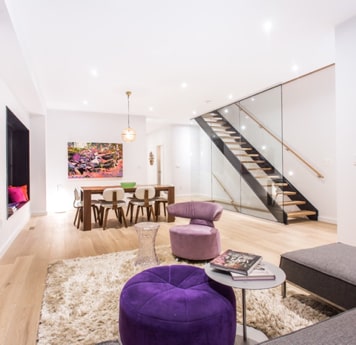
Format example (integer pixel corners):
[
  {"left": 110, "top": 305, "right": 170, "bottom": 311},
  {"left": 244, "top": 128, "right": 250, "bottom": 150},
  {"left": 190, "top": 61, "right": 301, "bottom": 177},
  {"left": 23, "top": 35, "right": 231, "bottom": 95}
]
[{"left": 0, "top": 206, "right": 337, "bottom": 344}]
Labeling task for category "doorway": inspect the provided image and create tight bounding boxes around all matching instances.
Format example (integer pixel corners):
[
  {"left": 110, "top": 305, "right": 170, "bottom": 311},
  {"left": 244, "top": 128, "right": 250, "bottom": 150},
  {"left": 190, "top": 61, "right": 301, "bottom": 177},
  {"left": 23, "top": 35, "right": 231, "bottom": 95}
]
[{"left": 156, "top": 145, "right": 163, "bottom": 185}]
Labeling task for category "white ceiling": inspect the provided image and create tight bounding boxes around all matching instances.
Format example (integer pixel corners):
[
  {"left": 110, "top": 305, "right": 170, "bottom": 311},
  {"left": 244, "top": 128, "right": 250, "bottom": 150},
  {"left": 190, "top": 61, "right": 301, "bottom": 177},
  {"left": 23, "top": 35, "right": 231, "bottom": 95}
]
[{"left": 2, "top": 0, "right": 356, "bottom": 131}]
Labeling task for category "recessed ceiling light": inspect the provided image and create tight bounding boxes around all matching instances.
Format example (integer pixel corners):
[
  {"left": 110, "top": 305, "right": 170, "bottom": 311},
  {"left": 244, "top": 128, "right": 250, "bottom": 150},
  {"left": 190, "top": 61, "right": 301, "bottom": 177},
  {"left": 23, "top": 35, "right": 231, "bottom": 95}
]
[
  {"left": 83, "top": 100, "right": 88, "bottom": 105},
  {"left": 90, "top": 69, "right": 98, "bottom": 77},
  {"left": 224, "top": 108, "right": 229, "bottom": 114},
  {"left": 292, "top": 64, "right": 299, "bottom": 72},
  {"left": 228, "top": 94, "right": 233, "bottom": 100},
  {"left": 263, "top": 20, "right": 273, "bottom": 34},
  {"left": 192, "top": 110, "right": 197, "bottom": 115},
  {"left": 181, "top": 82, "right": 188, "bottom": 88},
  {"left": 251, "top": 97, "right": 255, "bottom": 102},
  {"left": 149, "top": 106, "right": 154, "bottom": 112}
]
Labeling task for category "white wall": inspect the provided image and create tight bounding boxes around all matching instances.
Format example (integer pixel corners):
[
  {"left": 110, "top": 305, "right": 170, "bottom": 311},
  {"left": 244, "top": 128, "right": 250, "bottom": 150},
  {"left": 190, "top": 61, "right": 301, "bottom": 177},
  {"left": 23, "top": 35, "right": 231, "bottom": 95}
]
[
  {"left": 30, "top": 113, "right": 47, "bottom": 215},
  {"left": 0, "top": 79, "right": 31, "bottom": 256},
  {"left": 147, "top": 123, "right": 208, "bottom": 198},
  {"left": 335, "top": 16, "right": 356, "bottom": 245},
  {"left": 146, "top": 125, "right": 173, "bottom": 186},
  {"left": 45, "top": 109, "right": 147, "bottom": 212}
]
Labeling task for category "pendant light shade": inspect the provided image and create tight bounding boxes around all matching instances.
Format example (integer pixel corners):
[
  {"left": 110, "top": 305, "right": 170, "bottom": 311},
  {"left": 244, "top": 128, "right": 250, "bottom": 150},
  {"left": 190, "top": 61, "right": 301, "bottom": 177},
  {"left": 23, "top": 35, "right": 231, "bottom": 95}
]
[{"left": 122, "top": 91, "right": 136, "bottom": 142}]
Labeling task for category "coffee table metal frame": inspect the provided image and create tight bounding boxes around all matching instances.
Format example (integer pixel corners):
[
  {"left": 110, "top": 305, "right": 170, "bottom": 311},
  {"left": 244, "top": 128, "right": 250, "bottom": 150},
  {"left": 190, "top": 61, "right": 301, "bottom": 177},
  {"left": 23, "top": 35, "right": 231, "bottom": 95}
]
[{"left": 205, "top": 261, "right": 286, "bottom": 344}]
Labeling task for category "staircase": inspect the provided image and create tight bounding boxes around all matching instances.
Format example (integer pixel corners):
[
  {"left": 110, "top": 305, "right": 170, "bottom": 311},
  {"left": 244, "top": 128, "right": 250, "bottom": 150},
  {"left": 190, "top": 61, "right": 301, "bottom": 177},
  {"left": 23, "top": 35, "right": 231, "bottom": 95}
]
[{"left": 195, "top": 112, "right": 318, "bottom": 224}]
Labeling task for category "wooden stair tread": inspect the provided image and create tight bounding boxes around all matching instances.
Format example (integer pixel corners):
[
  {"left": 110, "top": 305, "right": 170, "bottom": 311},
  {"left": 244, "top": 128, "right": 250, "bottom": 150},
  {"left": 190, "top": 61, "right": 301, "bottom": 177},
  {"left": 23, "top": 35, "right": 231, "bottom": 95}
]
[
  {"left": 231, "top": 147, "right": 253, "bottom": 151},
  {"left": 276, "top": 191, "right": 296, "bottom": 195},
  {"left": 255, "top": 175, "right": 280, "bottom": 179},
  {"left": 240, "top": 160, "right": 265, "bottom": 164},
  {"left": 262, "top": 182, "right": 288, "bottom": 187},
  {"left": 280, "top": 200, "right": 306, "bottom": 206},
  {"left": 217, "top": 135, "right": 235, "bottom": 139},
  {"left": 209, "top": 123, "right": 229, "bottom": 128},
  {"left": 287, "top": 210, "right": 317, "bottom": 218},
  {"left": 214, "top": 130, "right": 236, "bottom": 133},
  {"left": 247, "top": 167, "right": 272, "bottom": 171},
  {"left": 235, "top": 153, "right": 259, "bottom": 157}
]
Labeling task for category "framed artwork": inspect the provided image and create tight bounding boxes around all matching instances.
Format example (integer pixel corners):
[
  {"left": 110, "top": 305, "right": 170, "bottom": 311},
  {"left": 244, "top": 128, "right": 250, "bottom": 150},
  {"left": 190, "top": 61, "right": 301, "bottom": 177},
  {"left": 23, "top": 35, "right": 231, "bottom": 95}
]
[{"left": 68, "top": 142, "right": 123, "bottom": 178}]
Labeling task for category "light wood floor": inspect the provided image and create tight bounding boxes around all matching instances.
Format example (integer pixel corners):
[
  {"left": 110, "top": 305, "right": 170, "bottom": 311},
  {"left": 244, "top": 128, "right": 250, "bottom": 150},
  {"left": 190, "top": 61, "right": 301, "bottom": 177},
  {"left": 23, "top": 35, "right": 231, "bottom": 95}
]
[{"left": 0, "top": 207, "right": 337, "bottom": 345}]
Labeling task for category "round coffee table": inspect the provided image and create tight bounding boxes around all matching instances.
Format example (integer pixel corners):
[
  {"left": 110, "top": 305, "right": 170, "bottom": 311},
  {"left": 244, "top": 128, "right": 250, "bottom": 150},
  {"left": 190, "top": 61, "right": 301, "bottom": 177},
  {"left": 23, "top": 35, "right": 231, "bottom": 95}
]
[{"left": 205, "top": 261, "right": 286, "bottom": 345}]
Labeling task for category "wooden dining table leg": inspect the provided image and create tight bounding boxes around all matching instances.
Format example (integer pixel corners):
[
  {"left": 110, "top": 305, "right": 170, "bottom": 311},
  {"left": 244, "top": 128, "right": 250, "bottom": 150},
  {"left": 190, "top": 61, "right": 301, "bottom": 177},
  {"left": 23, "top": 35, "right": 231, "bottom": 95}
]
[
  {"left": 82, "top": 190, "right": 92, "bottom": 231},
  {"left": 166, "top": 186, "right": 175, "bottom": 222}
]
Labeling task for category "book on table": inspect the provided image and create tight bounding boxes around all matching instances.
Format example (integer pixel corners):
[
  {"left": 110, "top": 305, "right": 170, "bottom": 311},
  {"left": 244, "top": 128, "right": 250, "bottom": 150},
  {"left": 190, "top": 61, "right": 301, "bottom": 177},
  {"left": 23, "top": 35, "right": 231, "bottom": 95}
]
[
  {"left": 210, "top": 249, "right": 262, "bottom": 275},
  {"left": 230, "top": 263, "right": 276, "bottom": 281}
]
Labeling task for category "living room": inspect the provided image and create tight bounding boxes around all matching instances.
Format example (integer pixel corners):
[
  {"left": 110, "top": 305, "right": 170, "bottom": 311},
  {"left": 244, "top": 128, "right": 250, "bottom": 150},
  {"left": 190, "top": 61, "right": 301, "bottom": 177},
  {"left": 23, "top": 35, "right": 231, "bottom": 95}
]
[{"left": 1, "top": 1, "right": 356, "bottom": 344}]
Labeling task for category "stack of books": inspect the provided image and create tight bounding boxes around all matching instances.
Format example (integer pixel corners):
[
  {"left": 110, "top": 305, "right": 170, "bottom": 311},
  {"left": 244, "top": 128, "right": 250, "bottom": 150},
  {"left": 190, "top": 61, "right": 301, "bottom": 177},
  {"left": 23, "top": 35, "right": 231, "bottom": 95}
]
[{"left": 209, "top": 249, "right": 276, "bottom": 281}]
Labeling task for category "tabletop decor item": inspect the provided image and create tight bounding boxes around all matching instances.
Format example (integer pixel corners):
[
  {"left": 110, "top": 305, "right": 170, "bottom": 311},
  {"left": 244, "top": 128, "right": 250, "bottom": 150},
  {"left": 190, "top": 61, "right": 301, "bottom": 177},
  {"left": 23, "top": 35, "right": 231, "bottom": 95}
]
[{"left": 120, "top": 182, "right": 136, "bottom": 188}]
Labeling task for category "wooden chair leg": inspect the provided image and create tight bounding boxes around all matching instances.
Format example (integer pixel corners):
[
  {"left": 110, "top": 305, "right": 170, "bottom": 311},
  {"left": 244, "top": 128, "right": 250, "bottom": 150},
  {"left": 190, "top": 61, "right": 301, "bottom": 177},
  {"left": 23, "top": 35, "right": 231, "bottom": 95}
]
[
  {"left": 103, "top": 208, "right": 110, "bottom": 230},
  {"left": 98, "top": 206, "right": 104, "bottom": 226},
  {"left": 92, "top": 205, "right": 100, "bottom": 223},
  {"left": 150, "top": 206, "right": 155, "bottom": 221},
  {"left": 119, "top": 208, "right": 127, "bottom": 228},
  {"left": 76, "top": 208, "right": 83, "bottom": 228},
  {"left": 128, "top": 203, "right": 135, "bottom": 223},
  {"left": 74, "top": 208, "right": 80, "bottom": 226},
  {"left": 163, "top": 202, "right": 167, "bottom": 217},
  {"left": 135, "top": 206, "right": 141, "bottom": 224}
]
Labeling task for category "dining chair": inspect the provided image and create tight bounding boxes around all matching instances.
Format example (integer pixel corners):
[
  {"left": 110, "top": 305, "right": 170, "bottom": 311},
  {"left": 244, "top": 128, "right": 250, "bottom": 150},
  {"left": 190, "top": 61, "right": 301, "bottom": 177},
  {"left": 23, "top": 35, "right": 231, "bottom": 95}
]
[
  {"left": 73, "top": 188, "right": 100, "bottom": 229},
  {"left": 127, "top": 186, "right": 156, "bottom": 224},
  {"left": 99, "top": 187, "right": 127, "bottom": 229}
]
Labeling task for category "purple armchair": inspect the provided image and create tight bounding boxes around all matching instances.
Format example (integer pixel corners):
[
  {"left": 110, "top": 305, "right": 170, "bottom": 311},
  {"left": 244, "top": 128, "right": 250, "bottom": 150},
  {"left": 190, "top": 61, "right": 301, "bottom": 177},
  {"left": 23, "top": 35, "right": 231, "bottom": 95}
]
[{"left": 167, "top": 201, "right": 223, "bottom": 260}]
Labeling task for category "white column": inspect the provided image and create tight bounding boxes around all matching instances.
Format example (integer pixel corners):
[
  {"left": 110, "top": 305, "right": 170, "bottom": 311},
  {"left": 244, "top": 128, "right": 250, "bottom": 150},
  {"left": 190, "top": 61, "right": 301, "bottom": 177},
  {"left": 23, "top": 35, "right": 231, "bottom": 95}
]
[{"left": 335, "top": 16, "right": 356, "bottom": 245}]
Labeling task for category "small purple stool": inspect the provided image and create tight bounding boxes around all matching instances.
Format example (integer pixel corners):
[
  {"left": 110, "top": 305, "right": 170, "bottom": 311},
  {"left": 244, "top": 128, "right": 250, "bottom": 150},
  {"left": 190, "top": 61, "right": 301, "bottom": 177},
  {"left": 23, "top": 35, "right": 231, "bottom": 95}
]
[{"left": 119, "top": 265, "right": 236, "bottom": 345}]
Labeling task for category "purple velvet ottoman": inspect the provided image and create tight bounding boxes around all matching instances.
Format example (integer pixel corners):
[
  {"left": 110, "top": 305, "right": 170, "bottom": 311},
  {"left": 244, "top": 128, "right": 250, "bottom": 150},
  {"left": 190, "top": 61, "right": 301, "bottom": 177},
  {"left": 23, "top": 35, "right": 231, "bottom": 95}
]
[{"left": 119, "top": 265, "right": 236, "bottom": 345}]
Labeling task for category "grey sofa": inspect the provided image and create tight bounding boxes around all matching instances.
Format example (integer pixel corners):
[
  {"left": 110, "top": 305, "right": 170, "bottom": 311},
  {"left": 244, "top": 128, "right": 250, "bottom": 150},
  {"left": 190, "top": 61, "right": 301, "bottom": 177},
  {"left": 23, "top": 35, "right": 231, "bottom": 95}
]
[{"left": 259, "top": 242, "right": 356, "bottom": 344}]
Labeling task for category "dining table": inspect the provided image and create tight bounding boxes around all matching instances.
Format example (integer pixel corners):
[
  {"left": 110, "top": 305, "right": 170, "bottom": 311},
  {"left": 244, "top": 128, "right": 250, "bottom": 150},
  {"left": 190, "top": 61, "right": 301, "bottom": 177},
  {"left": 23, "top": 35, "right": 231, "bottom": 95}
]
[{"left": 80, "top": 184, "right": 175, "bottom": 230}]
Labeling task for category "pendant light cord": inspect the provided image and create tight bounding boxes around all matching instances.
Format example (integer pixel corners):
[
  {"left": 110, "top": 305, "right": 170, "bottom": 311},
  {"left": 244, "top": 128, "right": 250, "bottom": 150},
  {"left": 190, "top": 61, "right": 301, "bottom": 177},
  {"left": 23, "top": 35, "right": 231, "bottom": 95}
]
[{"left": 126, "top": 91, "right": 131, "bottom": 128}]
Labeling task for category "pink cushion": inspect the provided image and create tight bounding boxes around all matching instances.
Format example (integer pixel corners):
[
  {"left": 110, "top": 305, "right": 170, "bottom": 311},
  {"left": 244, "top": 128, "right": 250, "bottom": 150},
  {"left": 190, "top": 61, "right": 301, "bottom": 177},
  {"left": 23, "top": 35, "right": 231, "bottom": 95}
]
[
  {"left": 8, "top": 186, "right": 27, "bottom": 203},
  {"left": 167, "top": 201, "right": 223, "bottom": 227}
]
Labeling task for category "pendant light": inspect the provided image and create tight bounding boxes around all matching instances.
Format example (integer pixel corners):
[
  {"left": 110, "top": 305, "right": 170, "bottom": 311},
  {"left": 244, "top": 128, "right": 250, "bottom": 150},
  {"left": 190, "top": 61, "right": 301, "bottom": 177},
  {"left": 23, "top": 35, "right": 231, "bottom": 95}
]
[{"left": 121, "top": 91, "right": 136, "bottom": 142}]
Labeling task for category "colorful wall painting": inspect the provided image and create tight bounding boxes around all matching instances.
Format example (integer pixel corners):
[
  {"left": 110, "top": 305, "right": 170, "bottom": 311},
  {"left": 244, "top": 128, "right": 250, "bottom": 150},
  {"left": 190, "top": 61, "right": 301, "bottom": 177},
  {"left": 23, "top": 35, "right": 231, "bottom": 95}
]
[{"left": 68, "top": 142, "right": 123, "bottom": 178}]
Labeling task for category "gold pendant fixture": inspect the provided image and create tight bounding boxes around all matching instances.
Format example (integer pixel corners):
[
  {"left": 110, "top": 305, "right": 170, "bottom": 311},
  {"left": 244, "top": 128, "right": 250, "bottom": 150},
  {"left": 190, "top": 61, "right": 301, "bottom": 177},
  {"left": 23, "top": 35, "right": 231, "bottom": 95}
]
[{"left": 121, "top": 91, "right": 136, "bottom": 142}]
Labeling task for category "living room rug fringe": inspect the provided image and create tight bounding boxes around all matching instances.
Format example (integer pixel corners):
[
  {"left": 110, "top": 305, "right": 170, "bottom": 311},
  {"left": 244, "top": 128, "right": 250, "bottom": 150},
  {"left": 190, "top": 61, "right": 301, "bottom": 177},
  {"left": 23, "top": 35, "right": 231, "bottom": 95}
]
[{"left": 37, "top": 246, "right": 337, "bottom": 345}]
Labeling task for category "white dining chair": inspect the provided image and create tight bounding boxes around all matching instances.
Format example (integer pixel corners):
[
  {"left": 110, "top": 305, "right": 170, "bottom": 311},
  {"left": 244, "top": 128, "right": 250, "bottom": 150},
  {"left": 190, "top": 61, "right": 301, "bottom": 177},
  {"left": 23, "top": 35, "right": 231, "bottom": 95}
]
[
  {"left": 99, "top": 187, "right": 127, "bottom": 229},
  {"left": 127, "top": 186, "right": 156, "bottom": 224},
  {"left": 73, "top": 187, "right": 100, "bottom": 229}
]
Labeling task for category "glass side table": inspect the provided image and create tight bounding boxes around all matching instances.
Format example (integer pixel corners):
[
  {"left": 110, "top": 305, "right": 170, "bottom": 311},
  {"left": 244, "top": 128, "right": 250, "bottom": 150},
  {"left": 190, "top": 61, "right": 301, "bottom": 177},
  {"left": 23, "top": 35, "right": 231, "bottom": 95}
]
[{"left": 134, "top": 222, "right": 160, "bottom": 267}]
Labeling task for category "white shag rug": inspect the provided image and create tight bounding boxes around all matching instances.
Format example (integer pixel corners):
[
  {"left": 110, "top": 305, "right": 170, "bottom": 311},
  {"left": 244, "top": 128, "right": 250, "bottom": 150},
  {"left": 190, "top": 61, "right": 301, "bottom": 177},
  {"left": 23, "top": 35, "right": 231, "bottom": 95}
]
[{"left": 37, "top": 246, "right": 337, "bottom": 345}]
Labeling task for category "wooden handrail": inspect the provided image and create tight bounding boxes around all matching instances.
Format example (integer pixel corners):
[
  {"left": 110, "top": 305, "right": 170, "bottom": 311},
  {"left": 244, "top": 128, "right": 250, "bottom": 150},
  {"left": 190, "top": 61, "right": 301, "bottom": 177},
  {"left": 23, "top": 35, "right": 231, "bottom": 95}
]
[
  {"left": 212, "top": 174, "right": 240, "bottom": 212},
  {"left": 235, "top": 103, "right": 324, "bottom": 179}
]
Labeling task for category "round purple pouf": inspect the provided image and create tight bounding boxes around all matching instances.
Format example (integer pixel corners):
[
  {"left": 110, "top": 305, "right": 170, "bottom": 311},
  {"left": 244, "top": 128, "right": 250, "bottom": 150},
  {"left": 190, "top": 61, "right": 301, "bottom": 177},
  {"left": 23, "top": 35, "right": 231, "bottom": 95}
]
[{"left": 119, "top": 265, "right": 236, "bottom": 345}]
